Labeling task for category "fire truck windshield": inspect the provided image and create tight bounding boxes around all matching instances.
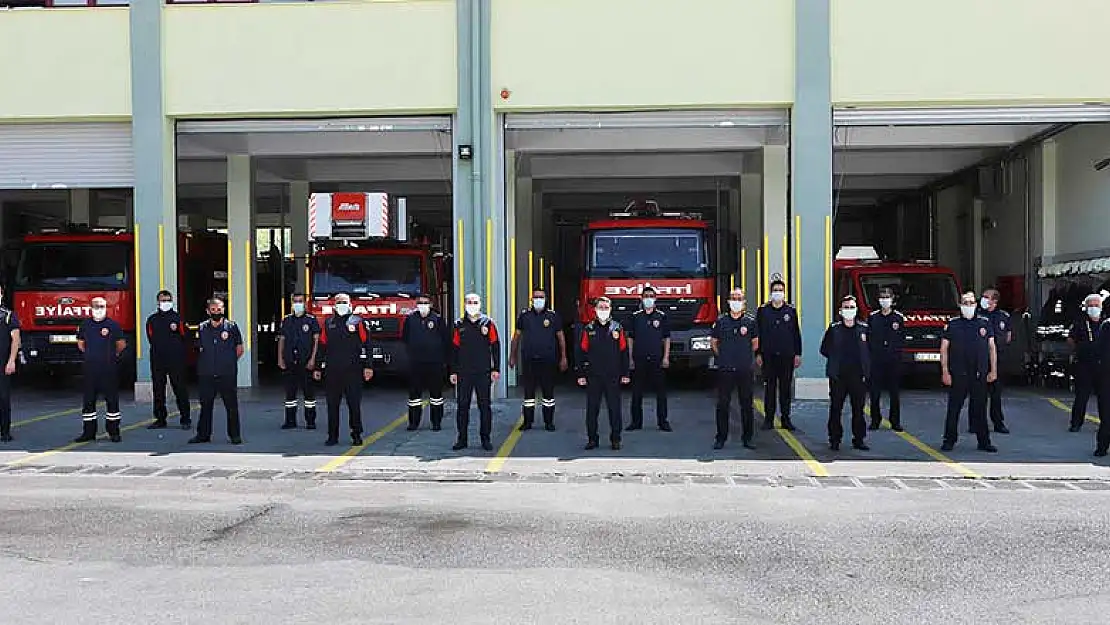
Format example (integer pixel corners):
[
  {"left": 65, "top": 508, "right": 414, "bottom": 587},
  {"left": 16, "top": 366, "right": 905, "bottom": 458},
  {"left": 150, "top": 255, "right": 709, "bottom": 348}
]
[
  {"left": 15, "top": 242, "right": 130, "bottom": 291},
  {"left": 587, "top": 228, "right": 709, "bottom": 278},
  {"left": 859, "top": 273, "right": 960, "bottom": 311},
  {"left": 313, "top": 254, "right": 422, "bottom": 298}
]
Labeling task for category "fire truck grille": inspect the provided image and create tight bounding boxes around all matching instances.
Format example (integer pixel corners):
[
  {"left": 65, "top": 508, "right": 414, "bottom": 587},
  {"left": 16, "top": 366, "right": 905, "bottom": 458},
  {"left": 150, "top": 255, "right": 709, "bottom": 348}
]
[
  {"left": 34, "top": 317, "right": 84, "bottom": 328},
  {"left": 902, "top": 326, "right": 943, "bottom": 350},
  {"left": 365, "top": 318, "right": 401, "bottom": 337},
  {"left": 608, "top": 299, "right": 704, "bottom": 331}
]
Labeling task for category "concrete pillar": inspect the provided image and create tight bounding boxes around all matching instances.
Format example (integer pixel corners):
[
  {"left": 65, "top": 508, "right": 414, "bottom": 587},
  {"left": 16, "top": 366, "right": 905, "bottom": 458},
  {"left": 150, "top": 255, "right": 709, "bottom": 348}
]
[
  {"left": 288, "top": 181, "right": 310, "bottom": 292},
  {"left": 739, "top": 172, "right": 762, "bottom": 300},
  {"left": 1040, "top": 139, "right": 1058, "bottom": 260},
  {"left": 971, "top": 198, "right": 985, "bottom": 292},
  {"left": 130, "top": 0, "right": 177, "bottom": 400},
  {"left": 227, "top": 155, "right": 257, "bottom": 388},
  {"left": 791, "top": 0, "right": 834, "bottom": 393},
  {"left": 761, "top": 147, "right": 789, "bottom": 304},
  {"left": 453, "top": 0, "right": 476, "bottom": 320}
]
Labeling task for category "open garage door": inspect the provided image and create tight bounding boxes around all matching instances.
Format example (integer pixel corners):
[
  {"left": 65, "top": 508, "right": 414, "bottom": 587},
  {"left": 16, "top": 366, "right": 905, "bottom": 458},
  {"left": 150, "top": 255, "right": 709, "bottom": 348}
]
[{"left": 0, "top": 122, "right": 133, "bottom": 189}]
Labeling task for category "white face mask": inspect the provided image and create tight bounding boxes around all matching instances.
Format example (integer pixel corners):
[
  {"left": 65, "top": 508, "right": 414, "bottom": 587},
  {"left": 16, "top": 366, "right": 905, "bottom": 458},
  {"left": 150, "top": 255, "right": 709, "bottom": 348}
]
[
  {"left": 92, "top": 308, "right": 107, "bottom": 322},
  {"left": 642, "top": 298, "right": 655, "bottom": 309},
  {"left": 532, "top": 298, "right": 545, "bottom": 311},
  {"left": 960, "top": 305, "right": 977, "bottom": 319},
  {"left": 334, "top": 303, "right": 351, "bottom": 316},
  {"left": 596, "top": 309, "right": 611, "bottom": 322},
  {"left": 416, "top": 304, "right": 431, "bottom": 316},
  {"left": 1088, "top": 307, "right": 1102, "bottom": 319},
  {"left": 465, "top": 303, "right": 481, "bottom": 317},
  {"left": 980, "top": 297, "right": 992, "bottom": 310},
  {"left": 728, "top": 300, "right": 745, "bottom": 313},
  {"left": 879, "top": 298, "right": 892, "bottom": 310},
  {"left": 158, "top": 301, "right": 173, "bottom": 312},
  {"left": 771, "top": 291, "right": 785, "bottom": 303},
  {"left": 291, "top": 302, "right": 306, "bottom": 316},
  {"left": 840, "top": 308, "right": 857, "bottom": 321}
]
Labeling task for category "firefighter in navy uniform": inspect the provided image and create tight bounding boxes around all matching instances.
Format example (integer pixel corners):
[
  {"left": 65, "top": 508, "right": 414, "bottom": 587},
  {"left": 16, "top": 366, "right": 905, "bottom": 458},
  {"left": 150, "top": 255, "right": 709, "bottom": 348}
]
[
  {"left": 628, "top": 286, "right": 672, "bottom": 432},
  {"left": 755, "top": 279, "right": 802, "bottom": 430},
  {"left": 401, "top": 293, "right": 452, "bottom": 431},
  {"left": 1067, "top": 294, "right": 1103, "bottom": 432},
  {"left": 576, "top": 297, "right": 631, "bottom": 451},
  {"left": 711, "top": 288, "right": 758, "bottom": 450},
  {"left": 867, "top": 287, "right": 905, "bottom": 431},
  {"left": 75, "top": 297, "right": 127, "bottom": 443},
  {"left": 821, "top": 296, "right": 871, "bottom": 451},
  {"left": 509, "top": 289, "right": 567, "bottom": 432},
  {"left": 0, "top": 286, "right": 21, "bottom": 443},
  {"left": 146, "top": 289, "right": 191, "bottom": 430},
  {"left": 189, "top": 298, "right": 244, "bottom": 445},
  {"left": 450, "top": 293, "right": 501, "bottom": 451},
  {"left": 277, "top": 293, "right": 320, "bottom": 430},
  {"left": 1094, "top": 311, "right": 1110, "bottom": 456},
  {"left": 939, "top": 291, "right": 998, "bottom": 453},
  {"left": 978, "top": 288, "right": 1011, "bottom": 434},
  {"left": 313, "top": 293, "right": 374, "bottom": 446}
]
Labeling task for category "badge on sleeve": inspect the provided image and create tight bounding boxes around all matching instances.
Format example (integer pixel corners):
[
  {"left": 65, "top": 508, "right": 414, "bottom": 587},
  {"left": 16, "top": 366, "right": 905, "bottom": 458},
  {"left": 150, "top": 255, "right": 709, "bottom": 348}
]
[
  {"left": 347, "top": 324, "right": 357, "bottom": 333},
  {"left": 612, "top": 330, "right": 620, "bottom": 340},
  {"left": 784, "top": 313, "right": 791, "bottom": 322},
  {"left": 543, "top": 318, "right": 551, "bottom": 327},
  {"left": 892, "top": 322, "right": 899, "bottom": 330},
  {"left": 861, "top": 333, "right": 867, "bottom": 342},
  {"left": 979, "top": 327, "right": 987, "bottom": 337},
  {"left": 653, "top": 319, "right": 660, "bottom": 328},
  {"left": 481, "top": 325, "right": 489, "bottom": 336},
  {"left": 1000, "top": 321, "right": 1006, "bottom": 330},
  {"left": 170, "top": 322, "right": 178, "bottom": 331},
  {"left": 740, "top": 326, "right": 748, "bottom": 336},
  {"left": 100, "top": 327, "right": 109, "bottom": 337},
  {"left": 302, "top": 324, "right": 310, "bottom": 333},
  {"left": 428, "top": 320, "right": 436, "bottom": 329},
  {"left": 221, "top": 330, "right": 229, "bottom": 340}
]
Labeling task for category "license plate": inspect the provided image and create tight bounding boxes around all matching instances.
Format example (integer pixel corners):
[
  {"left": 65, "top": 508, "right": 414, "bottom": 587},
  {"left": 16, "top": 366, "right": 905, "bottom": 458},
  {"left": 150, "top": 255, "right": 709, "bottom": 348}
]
[
  {"left": 49, "top": 334, "right": 77, "bottom": 344},
  {"left": 914, "top": 352, "right": 941, "bottom": 362}
]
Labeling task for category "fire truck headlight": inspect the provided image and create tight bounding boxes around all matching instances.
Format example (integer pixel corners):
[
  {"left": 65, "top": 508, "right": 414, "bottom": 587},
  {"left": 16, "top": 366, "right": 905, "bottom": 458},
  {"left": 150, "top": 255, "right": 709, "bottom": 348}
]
[{"left": 691, "top": 337, "right": 712, "bottom": 351}]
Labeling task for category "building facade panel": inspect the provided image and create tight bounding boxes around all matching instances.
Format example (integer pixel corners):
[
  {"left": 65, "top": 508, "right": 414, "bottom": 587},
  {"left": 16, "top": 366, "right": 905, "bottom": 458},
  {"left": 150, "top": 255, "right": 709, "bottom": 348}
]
[
  {"left": 832, "top": 0, "right": 1110, "bottom": 106},
  {"left": 0, "top": 8, "right": 131, "bottom": 121},
  {"left": 1053, "top": 123, "right": 1110, "bottom": 260},
  {"left": 163, "top": 0, "right": 458, "bottom": 117},
  {"left": 491, "top": 0, "right": 795, "bottom": 111}
]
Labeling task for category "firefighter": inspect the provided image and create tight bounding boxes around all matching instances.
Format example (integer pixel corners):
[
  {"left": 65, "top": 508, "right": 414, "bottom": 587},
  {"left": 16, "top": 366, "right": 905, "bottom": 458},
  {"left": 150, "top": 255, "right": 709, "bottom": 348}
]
[
  {"left": 0, "top": 286, "right": 21, "bottom": 443},
  {"left": 450, "top": 293, "right": 501, "bottom": 451},
  {"left": 755, "top": 279, "right": 802, "bottom": 430},
  {"left": 1095, "top": 310, "right": 1110, "bottom": 456},
  {"left": 146, "top": 289, "right": 191, "bottom": 430},
  {"left": 1069, "top": 294, "right": 1102, "bottom": 432},
  {"left": 277, "top": 293, "right": 320, "bottom": 430},
  {"left": 402, "top": 293, "right": 451, "bottom": 431},
  {"left": 867, "top": 287, "right": 905, "bottom": 431},
  {"left": 508, "top": 289, "right": 567, "bottom": 432},
  {"left": 189, "top": 297, "right": 244, "bottom": 445},
  {"left": 313, "top": 293, "right": 373, "bottom": 447},
  {"left": 75, "top": 297, "right": 127, "bottom": 443},
  {"left": 821, "top": 295, "right": 871, "bottom": 451},
  {"left": 978, "top": 287, "right": 1011, "bottom": 434},
  {"left": 575, "top": 296, "right": 630, "bottom": 450},
  {"left": 939, "top": 291, "right": 998, "bottom": 453},
  {"left": 710, "top": 288, "right": 758, "bottom": 450},
  {"left": 628, "top": 286, "right": 672, "bottom": 432}
]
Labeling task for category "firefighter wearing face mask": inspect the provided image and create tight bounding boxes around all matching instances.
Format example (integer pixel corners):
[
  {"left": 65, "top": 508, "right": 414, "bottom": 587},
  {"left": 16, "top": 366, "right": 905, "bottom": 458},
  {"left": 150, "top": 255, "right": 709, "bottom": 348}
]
[
  {"left": 313, "top": 293, "right": 374, "bottom": 447},
  {"left": 939, "top": 291, "right": 998, "bottom": 453},
  {"left": 1067, "top": 294, "right": 1103, "bottom": 433},
  {"left": 711, "top": 288, "right": 758, "bottom": 450},
  {"left": 76, "top": 297, "right": 127, "bottom": 443},
  {"left": 402, "top": 293, "right": 452, "bottom": 431},
  {"left": 450, "top": 293, "right": 501, "bottom": 451},
  {"left": 0, "top": 286, "right": 20, "bottom": 443},
  {"left": 820, "top": 296, "right": 871, "bottom": 451},
  {"left": 576, "top": 297, "right": 631, "bottom": 450},
  {"left": 977, "top": 288, "right": 1011, "bottom": 434},
  {"left": 628, "top": 286, "right": 672, "bottom": 432},
  {"left": 146, "top": 290, "right": 191, "bottom": 430},
  {"left": 190, "top": 297, "right": 244, "bottom": 445},
  {"left": 1094, "top": 304, "right": 1110, "bottom": 457},
  {"left": 509, "top": 289, "right": 567, "bottom": 432},
  {"left": 867, "top": 287, "right": 905, "bottom": 431},
  {"left": 277, "top": 293, "right": 320, "bottom": 430},
  {"left": 755, "top": 279, "right": 802, "bottom": 430}
]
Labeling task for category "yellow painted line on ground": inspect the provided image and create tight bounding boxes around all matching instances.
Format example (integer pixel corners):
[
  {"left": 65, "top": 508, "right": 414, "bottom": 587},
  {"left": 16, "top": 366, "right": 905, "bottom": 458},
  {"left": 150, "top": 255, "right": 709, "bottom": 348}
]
[
  {"left": 314, "top": 412, "right": 408, "bottom": 473},
  {"left": 10, "top": 407, "right": 80, "bottom": 429},
  {"left": 1046, "top": 396, "right": 1101, "bottom": 425},
  {"left": 486, "top": 414, "right": 524, "bottom": 473},
  {"left": 862, "top": 406, "right": 981, "bottom": 479},
  {"left": 753, "top": 398, "right": 829, "bottom": 477}
]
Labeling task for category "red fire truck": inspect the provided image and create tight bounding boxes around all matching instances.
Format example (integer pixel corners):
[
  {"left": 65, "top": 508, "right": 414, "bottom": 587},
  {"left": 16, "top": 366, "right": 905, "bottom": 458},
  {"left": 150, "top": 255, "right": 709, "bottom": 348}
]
[
  {"left": 306, "top": 192, "right": 450, "bottom": 372},
  {"left": 11, "top": 227, "right": 228, "bottom": 380},
  {"left": 576, "top": 200, "right": 718, "bottom": 368},
  {"left": 833, "top": 246, "right": 962, "bottom": 372}
]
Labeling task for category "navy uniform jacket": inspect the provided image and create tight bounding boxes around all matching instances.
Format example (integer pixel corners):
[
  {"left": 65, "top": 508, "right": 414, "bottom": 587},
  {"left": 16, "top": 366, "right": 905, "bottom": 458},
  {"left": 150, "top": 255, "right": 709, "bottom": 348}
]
[
  {"left": 1094, "top": 320, "right": 1110, "bottom": 383},
  {"left": 452, "top": 315, "right": 501, "bottom": 375},
  {"left": 0, "top": 308, "right": 20, "bottom": 366},
  {"left": 755, "top": 303, "right": 802, "bottom": 358},
  {"left": 279, "top": 313, "right": 321, "bottom": 366},
  {"left": 980, "top": 307, "right": 1012, "bottom": 353},
  {"left": 78, "top": 317, "right": 124, "bottom": 369},
  {"left": 820, "top": 321, "right": 871, "bottom": 380},
  {"left": 402, "top": 311, "right": 451, "bottom": 366},
  {"left": 1069, "top": 317, "right": 1102, "bottom": 367},
  {"left": 711, "top": 313, "right": 757, "bottom": 372},
  {"left": 867, "top": 310, "right": 905, "bottom": 362},
  {"left": 196, "top": 319, "right": 242, "bottom": 377},
  {"left": 943, "top": 315, "right": 994, "bottom": 377},
  {"left": 628, "top": 308, "right": 670, "bottom": 362},
  {"left": 576, "top": 319, "right": 630, "bottom": 379},
  {"left": 515, "top": 308, "right": 562, "bottom": 363},
  {"left": 318, "top": 314, "right": 372, "bottom": 372},
  {"left": 146, "top": 309, "right": 187, "bottom": 364}
]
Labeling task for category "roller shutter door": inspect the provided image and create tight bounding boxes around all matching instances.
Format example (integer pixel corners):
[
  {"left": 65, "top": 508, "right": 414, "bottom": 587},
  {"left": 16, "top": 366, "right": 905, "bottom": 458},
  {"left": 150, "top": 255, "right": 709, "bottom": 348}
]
[{"left": 0, "top": 122, "right": 133, "bottom": 189}]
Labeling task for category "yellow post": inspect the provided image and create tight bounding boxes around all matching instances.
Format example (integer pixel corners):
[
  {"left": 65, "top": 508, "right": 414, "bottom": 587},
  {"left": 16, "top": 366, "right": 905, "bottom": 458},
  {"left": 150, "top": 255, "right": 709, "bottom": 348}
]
[
  {"left": 825, "top": 215, "right": 832, "bottom": 329},
  {"left": 486, "top": 219, "right": 493, "bottom": 301},
  {"left": 157, "top": 224, "right": 165, "bottom": 291},
  {"left": 549, "top": 264, "right": 555, "bottom": 307},
  {"left": 539, "top": 256, "right": 545, "bottom": 289},
  {"left": 782, "top": 233, "right": 788, "bottom": 296},
  {"left": 244, "top": 241, "right": 252, "bottom": 350},
  {"left": 794, "top": 215, "right": 802, "bottom": 327},
  {"left": 762, "top": 234, "right": 770, "bottom": 302},
  {"left": 134, "top": 223, "right": 142, "bottom": 358},
  {"left": 756, "top": 249, "right": 763, "bottom": 303},
  {"left": 528, "top": 250, "right": 534, "bottom": 297},
  {"left": 457, "top": 219, "right": 465, "bottom": 317},
  {"left": 510, "top": 238, "right": 517, "bottom": 337},
  {"left": 740, "top": 247, "right": 747, "bottom": 293},
  {"left": 304, "top": 259, "right": 310, "bottom": 297},
  {"left": 730, "top": 274, "right": 735, "bottom": 292}
]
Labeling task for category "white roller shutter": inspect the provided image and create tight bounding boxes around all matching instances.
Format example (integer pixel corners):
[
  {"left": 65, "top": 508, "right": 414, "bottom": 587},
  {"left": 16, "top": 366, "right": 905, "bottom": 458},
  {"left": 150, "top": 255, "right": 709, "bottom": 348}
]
[
  {"left": 834, "top": 105, "right": 1110, "bottom": 126},
  {"left": 176, "top": 116, "right": 451, "bottom": 135},
  {"left": 0, "top": 122, "right": 133, "bottom": 190}
]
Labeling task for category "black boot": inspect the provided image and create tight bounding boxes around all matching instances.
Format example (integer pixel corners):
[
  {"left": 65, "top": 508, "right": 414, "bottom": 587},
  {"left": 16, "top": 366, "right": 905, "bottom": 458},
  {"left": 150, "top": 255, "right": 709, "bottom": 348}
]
[
  {"left": 282, "top": 406, "right": 297, "bottom": 429},
  {"left": 106, "top": 419, "right": 122, "bottom": 443},
  {"left": 74, "top": 420, "right": 97, "bottom": 443},
  {"left": 305, "top": 411, "right": 317, "bottom": 430},
  {"left": 148, "top": 420, "right": 167, "bottom": 430},
  {"left": 481, "top": 437, "right": 493, "bottom": 451},
  {"left": 452, "top": 438, "right": 467, "bottom": 451}
]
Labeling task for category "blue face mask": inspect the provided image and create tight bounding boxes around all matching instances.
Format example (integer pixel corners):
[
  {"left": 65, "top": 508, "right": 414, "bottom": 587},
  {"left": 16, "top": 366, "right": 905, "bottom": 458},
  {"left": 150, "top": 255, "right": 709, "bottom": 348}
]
[
  {"left": 642, "top": 298, "right": 655, "bottom": 309},
  {"left": 292, "top": 302, "right": 305, "bottom": 315}
]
